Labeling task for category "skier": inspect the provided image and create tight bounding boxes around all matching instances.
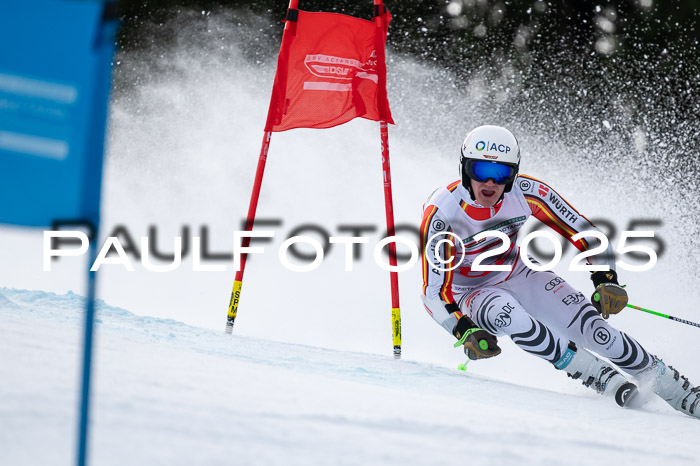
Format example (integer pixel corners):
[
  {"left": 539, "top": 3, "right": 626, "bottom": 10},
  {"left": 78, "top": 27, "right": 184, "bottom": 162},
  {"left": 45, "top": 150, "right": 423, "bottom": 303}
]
[{"left": 420, "top": 124, "right": 699, "bottom": 417}]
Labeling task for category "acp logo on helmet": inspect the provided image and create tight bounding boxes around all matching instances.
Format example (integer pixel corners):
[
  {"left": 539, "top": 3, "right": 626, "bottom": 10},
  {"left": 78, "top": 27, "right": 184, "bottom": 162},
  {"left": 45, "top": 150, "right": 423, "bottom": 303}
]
[{"left": 475, "top": 140, "right": 511, "bottom": 153}]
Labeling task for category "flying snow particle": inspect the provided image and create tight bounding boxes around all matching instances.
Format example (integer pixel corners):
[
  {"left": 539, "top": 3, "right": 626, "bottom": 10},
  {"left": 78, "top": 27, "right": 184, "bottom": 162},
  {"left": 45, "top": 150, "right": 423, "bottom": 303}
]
[
  {"left": 595, "top": 37, "right": 616, "bottom": 55},
  {"left": 473, "top": 24, "right": 487, "bottom": 38},
  {"left": 446, "top": 2, "right": 463, "bottom": 16}
]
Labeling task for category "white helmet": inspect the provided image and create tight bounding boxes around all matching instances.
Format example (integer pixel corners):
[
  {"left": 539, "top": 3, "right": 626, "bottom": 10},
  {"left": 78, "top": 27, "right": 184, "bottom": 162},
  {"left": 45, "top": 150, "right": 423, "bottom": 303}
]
[{"left": 460, "top": 125, "right": 521, "bottom": 199}]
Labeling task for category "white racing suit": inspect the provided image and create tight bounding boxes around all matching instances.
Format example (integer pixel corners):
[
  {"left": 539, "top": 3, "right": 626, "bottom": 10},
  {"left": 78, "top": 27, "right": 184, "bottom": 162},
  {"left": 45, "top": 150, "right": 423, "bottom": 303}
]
[{"left": 420, "top": 175, "right": 652, "bottom": 375}]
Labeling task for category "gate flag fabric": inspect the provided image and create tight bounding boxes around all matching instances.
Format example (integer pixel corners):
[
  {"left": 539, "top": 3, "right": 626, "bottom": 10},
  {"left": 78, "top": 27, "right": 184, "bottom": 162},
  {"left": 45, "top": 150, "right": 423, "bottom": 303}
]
[
  {"left": 228, "top": 1, "right": 403, "bottom": 358},
  {"left": 264, "top": 9, "right": 394, "bottom": 132}
]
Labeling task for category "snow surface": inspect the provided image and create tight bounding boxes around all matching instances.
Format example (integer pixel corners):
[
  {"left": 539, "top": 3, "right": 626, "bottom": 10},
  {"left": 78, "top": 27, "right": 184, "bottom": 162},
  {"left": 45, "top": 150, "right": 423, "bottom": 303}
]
[{"left": 2, "top": 288, "right": 699, "bottom": 466}]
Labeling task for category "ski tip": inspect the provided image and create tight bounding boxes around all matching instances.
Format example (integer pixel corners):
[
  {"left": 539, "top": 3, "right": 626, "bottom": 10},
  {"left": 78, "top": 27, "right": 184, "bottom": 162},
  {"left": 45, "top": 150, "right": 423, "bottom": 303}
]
[{"left": 615, "top": 382, "right": 639, "bottom": 407}]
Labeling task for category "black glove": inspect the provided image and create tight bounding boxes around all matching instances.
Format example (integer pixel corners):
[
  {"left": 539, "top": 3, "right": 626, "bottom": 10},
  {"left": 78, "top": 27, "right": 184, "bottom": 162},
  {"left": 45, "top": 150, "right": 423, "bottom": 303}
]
[
  {"left": 590, "top": 270, "right": 628, "bottom": 319},
  {"left": 452, "top": 313, "right": 501, "bottom": 360}
]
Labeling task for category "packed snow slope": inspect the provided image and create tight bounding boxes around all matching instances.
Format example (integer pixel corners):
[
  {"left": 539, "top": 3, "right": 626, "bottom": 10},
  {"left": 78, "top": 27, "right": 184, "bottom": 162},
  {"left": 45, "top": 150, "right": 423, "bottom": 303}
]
[{"left": 1, "top": 288, "right": 699, "bottom": 466}]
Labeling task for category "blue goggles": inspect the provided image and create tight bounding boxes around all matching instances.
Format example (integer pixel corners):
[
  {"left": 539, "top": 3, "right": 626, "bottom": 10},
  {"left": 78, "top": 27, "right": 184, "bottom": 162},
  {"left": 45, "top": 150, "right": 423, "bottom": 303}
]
[{"left": 466, "top": 160, "right": 516, "bottom": 185}]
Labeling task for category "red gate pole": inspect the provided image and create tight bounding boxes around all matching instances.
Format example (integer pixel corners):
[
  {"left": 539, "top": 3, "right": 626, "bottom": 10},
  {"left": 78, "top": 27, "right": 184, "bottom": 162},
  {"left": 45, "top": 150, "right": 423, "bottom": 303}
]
[
  {"left": 225, "top": 131, "right": 272, "bottom": 334},
  {"left": 374, "top": 0, "right": 401, "bottom": 358},
  {"left": 225, "top": 0, "right": 299, "bottom": 334},
  {"left": 379, "top": 121, "right": 402, "bottom": 358}
]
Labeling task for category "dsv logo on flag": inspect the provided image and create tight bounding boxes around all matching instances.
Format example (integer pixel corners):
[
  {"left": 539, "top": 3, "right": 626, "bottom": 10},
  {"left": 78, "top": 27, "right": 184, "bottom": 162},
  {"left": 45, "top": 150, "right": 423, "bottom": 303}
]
[
  {"left": 303, "top": 53, "right": 379, "bottom": 93},
  {"left": 305, "top": 54, "right": 362, "bottom": 80}
]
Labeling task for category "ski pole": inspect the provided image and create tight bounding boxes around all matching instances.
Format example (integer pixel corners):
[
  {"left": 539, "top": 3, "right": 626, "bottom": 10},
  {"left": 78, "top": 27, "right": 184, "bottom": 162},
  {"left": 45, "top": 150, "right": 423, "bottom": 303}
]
[
  {"left": 626, "top": 304, "right": 700, "bottom": 329},
  {"left": 454, "top": 328, "right": 490, "bottom": 371}
]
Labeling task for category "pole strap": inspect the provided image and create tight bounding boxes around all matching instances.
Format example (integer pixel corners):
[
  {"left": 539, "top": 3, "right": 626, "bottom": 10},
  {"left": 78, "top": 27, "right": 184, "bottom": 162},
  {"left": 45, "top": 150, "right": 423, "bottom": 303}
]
[
  {"left": 373, "top": 4, "right": 387, "bottom": 17},
  {"left": 286, "top": 8, "right": 299, "bottom": 22},
  {"left": 453, "top": 327, "right": 485, "bottom": 347}
]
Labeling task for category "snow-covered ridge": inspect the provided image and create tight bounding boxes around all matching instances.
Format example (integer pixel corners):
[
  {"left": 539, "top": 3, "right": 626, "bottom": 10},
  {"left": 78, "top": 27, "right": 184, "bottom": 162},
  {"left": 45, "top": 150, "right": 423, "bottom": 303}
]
[{"left": 1, "top": 288, "right": 698, "bottom": 466}]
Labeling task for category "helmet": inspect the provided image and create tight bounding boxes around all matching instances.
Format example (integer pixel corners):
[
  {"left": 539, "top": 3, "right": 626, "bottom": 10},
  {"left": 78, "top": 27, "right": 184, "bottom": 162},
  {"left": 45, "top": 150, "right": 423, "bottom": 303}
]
[{"left": 460, "top": 125, "right": 520, "bottom": 200}]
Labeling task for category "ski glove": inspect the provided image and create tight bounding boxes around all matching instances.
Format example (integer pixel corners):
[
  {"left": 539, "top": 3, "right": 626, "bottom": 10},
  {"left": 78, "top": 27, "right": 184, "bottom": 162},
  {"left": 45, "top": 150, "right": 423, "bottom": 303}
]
[
  {"left": 452, "top": 314, "right": 501, "bottom": 360},
  {"left": 590, "top": 270, "right": 628, "bottom": 319}
]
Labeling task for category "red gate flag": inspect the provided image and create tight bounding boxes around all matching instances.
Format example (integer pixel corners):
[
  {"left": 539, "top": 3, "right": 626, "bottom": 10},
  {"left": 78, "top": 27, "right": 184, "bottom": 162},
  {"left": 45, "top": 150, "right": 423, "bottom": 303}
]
[{"left": 264, "top": 9, "right": 394, "bottom": 132}]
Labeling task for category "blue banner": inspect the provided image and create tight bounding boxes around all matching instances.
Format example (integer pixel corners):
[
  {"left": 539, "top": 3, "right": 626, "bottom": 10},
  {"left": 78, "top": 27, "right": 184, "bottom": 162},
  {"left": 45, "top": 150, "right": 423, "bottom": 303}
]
[
  {"left": 0, "top": 0, "right": 118, "bottom": 228},
  {"left": 0, "top": 2, "right": 119, "bottom": 465}
]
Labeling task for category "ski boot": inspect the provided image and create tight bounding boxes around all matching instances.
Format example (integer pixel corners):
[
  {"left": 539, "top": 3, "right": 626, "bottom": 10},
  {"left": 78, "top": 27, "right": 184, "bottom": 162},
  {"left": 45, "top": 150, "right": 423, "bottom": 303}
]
[
  {"left": 642, "top": 357, "right": 700, "bottom": 418},
  {"left": 554, "top": 342, "right": 638, "bottom": 407}
]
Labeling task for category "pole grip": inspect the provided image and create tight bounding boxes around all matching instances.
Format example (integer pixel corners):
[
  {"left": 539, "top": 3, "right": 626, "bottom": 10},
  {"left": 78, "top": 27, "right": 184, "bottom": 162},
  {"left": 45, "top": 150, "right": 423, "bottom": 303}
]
[
  {"left": 392, "top": 307, "right": 401, "bottom": 359},
  {"left": 225, "top": 280, "right": 243, "bottom": 334}
]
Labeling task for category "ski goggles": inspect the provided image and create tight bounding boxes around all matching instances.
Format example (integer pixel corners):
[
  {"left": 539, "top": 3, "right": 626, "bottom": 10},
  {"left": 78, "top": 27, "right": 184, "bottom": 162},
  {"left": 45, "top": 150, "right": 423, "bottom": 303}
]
[{"left": 466, "top": 160, "right": 517, "bottom": 185}]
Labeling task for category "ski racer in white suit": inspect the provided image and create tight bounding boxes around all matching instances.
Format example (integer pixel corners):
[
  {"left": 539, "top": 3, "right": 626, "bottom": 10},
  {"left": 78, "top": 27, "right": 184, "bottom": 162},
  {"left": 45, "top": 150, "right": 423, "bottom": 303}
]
[{"left": 420, "top": 125, "right": 699, "bottom": 416}]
